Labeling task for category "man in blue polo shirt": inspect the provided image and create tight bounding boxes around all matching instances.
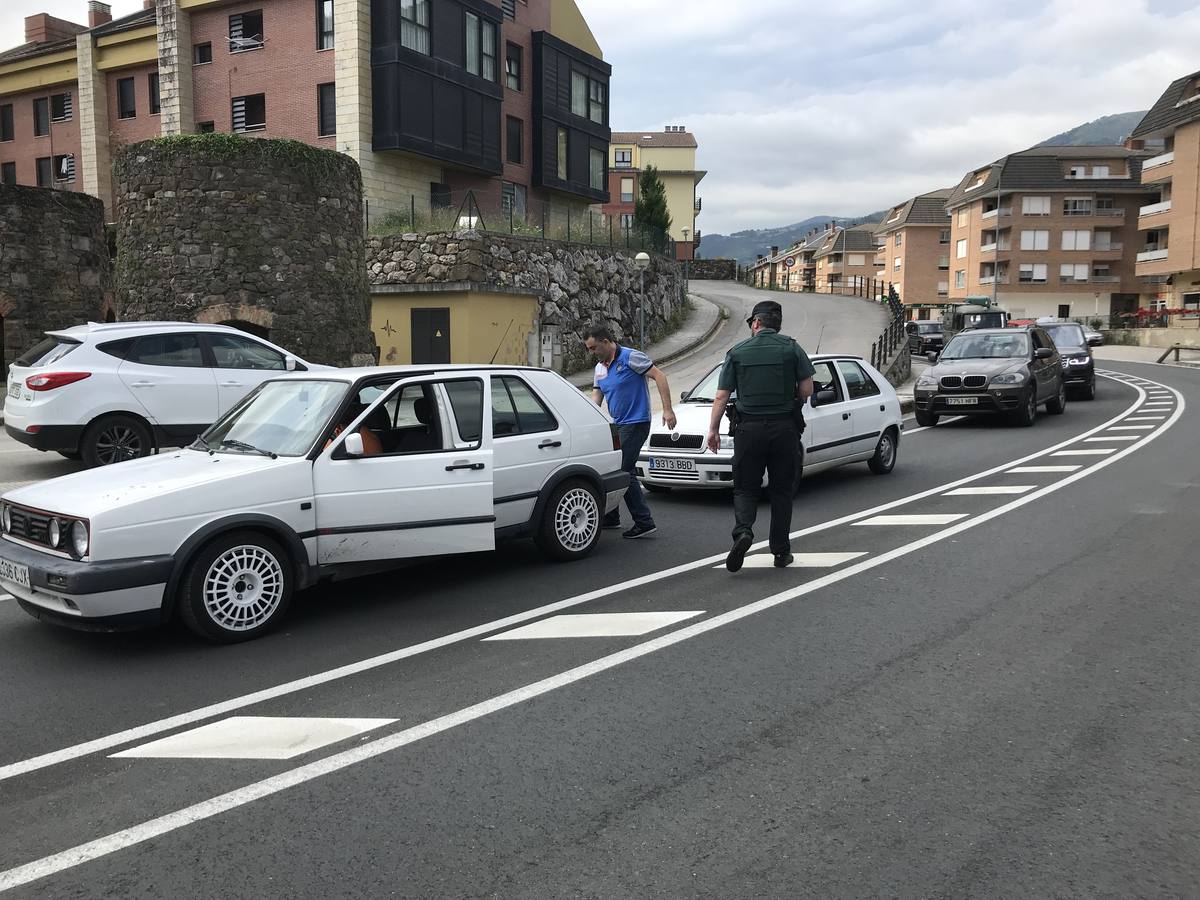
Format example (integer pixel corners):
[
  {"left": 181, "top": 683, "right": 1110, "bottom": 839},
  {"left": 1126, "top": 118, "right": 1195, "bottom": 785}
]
[{"left": 585, "top": 325, "right": 677, "bottom": 539}]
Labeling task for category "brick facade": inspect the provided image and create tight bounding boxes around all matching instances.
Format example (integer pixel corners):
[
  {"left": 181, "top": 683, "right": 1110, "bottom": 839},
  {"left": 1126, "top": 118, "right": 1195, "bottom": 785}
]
[{"left": 0, "top": 81, "right": 83, "bottom": 191}]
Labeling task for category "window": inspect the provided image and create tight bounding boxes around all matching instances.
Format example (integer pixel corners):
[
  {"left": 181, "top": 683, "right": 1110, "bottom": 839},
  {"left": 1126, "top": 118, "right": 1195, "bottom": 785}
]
[
  {"left": 492, "top": 376, "right": 556, "bottom": 436},
  {"left": 810, "top": 361, "right": 843, "bottom": 404},
  {"left": 500, "top": 181, "right": 526, "bottom": 219},
  {"left": 33, "top": 98, "right": 50, "bottom": 135},
  {"left": 128, "top": 333, "right": 205, "bottom": 367},
  {"left": 501, "top": 0, "right": 516, "bottom": 20},
  {"left": 316, "top": 0, "right": 334, "bottom": 50},
  {"left": 615, "top": 148, "right": 632, "bottom": 168},
  {"left": 1092, "top": 264, "right": 1112, "bottom": 278},
  {"left": 1021, "top": 195, "right": 1050, "bottom": 215},
  {"left": 938, "top": 255, "right": 949, "bottom": 270},
  {"left": 431, "top": 181, "right": 451, "bottom": 209},
  {"left": 505, "top": 116, "right": 523, "bottom": 164},
  {"left": 955, "top": 270, "right": 965, "bottom": 289},
  {"left": 464, "top": 13, "right": 496, "bottom": 81},
  {"left": 444, "top": 379, "right": 485, "bottom": 444},
  {"left": 1061, "top": 229, "right": 1091, "bottom": 251},
  {"left": 35, "top": 156, "right": 51, "bottom": 187},
  {"left": 556, "top": 127, "right": 567, "bottom": 181},
  {"left": 848, "top": 254, "right": 866, "bottom": 267},
  {"left": 620, "top": 176, "right": 633, "bottom": 203},
  {"left": 117, "top": 78, "right": 136, "bottom": 119},
  {"left": 50, "top": 92, "right": 72, "bottom": 122},
  {"left": 0, "top": 104, "right": 12, "bottom": 141},
  {"left": 53, "top": 153, "right": 74, "bottom": 183},
  {"left": 1019, "top": 263, "right": 1047, "bottom": 284},
  {"left": 956, "top": 238, "right": 967, "bottom": 259},
  {"left": 229, "top": 10, "right": 264, "bottom": 52},
  {"left": 938, "top": 227, "right": 950, "bottom": 243},
  {"left": 193, "top": 42, "right": 212, "bottom": 65},
  {"left": 1019, "top": 229, "right": 1049, "bottom": 251},
  {"left": 148, "top": 73, "right": 160, "bottom": 115},
  {"left": 937, "top": 281, "right": 949, "bottom": 296},
  {"left": 318, "top": 83, "right": 335, "bottom": 136},
  {"left": 1064, "top": 197, "right": 1092, "bottom": 216},
  {"left": 894, "top": 232, "right": 902, "bottom": 247},
  {"left": 893, "top": 256, "right": 902, "bottom": 271},
  {"left": 957, "top": 208, "right": 968, "bottom": 227},
  {"left": 400, "top": 0, "right": 430, "bottom": 54},
  {"left": 837, "top": 360, "right": 881, "bottom": 400},
  {"left": 208, "top": 334, "right": 285, "bottom": 369},
  {"left": 1093, "top": 165, "right": 1109, "bottom": 178},
  {"left": 1068, "top": 165, "right": 1086, "bottom": 178},
  {"left": 482, "top": 20, "right": 496, "bottom": 82},
  {"left": 588, "top": 80, "right": 605, "bottom": 124},
  {"left": 571, "top": 71, "right": 587, "bottom": 117},
  {"left": 589, "top": 147, "right": 604, "bottom": 191},
  {"left": 505, "top": 42, "right": 521, "bottom": 91},
  {"left": 1, "top": 162, "right": 15, "bottom": 184},
  {"left": 232, "top": 93, "right": 266, "bottom": 132},
  {"left": 1060, "top": 264, "right": 1088, "bottom": 282},
  {"left": 197, "top": 121, "right": 215, "bottom": 133},
  {"left": 620, "top": 213, "right": 633, "bottom": 229}
]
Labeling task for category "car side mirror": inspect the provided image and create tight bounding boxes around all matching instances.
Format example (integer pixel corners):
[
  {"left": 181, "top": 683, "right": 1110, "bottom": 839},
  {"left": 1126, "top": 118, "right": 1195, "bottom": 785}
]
[
  {"left": 1035, "top": 347, "right": 1053, "bottom": 360},
  {"left": 285, "top": 355, "right": 298, "bottom": 371},
  {"left": 680, "top": 390, "right": 691, "bottom": 402},
  {"left": 343, "top": 432, "right": 364, "bottom": 457},
  {"left": 813, "top": 389, "right": 836, "bottom": 407},
  {"left": 926, "top": 351, "right": 939, "bottom": 363}
]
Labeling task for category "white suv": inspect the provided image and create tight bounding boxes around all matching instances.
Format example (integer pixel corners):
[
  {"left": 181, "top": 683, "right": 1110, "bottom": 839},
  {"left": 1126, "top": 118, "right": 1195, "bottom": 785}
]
[
  {"left": 0, "top": 365, "right": 627, "bottom": 642},
  {"left": 4, "top": 322, "right": 321, "bottom": 468}
]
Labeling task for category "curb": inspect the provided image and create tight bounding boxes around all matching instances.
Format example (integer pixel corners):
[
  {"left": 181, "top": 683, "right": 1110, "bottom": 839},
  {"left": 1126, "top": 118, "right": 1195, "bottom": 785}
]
[{"left": 654, "top": 295, "right": 725, "bottom": 369}]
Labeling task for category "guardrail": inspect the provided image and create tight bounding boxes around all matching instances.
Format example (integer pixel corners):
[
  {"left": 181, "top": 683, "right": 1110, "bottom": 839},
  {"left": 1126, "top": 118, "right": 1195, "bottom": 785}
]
[{"left": 1157, "top": 344, "right": 1200, "bottom": 364}]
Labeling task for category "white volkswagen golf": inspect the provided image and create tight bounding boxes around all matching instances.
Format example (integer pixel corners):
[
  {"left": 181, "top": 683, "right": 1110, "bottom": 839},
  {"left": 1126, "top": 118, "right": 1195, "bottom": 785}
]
[
  {"left": 637, "top": 355, "right": 904, "bottom": 490},
  {"left": 0, "top": 366, "right": 627, "bottom": 642}
]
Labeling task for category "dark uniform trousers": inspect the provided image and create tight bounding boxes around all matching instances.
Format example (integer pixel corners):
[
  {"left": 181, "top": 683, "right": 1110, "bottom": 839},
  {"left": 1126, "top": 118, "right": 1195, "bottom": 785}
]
[{"left": 732, "top": 414, "right": 798, "bottom": 554}]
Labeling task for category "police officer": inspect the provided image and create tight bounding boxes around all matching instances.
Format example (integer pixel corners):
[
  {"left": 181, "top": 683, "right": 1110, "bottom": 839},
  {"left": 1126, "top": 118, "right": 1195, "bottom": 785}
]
[{"left": 705, "top": 300, "right": 816, "bottom": 572}]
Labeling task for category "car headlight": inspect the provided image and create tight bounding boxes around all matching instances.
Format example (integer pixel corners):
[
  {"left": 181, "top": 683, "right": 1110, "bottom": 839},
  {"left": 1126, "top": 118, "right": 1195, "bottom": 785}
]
[
  {"left": 719, "top": 435, "right": 735, "bottom": 450},
  {"left": 916, "top": 375, "right": 938, "bottom": 388},
  {"left": 990, "top": 372, "right": 1027, "bottom": 385},
  {"left": 49, "top": 518, "right": 62, "bottom": 548},
  {"left": 70, "top": 520, "right": 89, "bottom": 559},
  {"left": 1067, "top": 356, "right": 1090, "bottom": 365}
]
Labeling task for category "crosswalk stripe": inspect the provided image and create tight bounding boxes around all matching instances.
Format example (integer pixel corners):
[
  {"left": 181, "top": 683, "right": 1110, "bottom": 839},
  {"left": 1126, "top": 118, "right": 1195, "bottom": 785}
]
[
  {"left": 1052, "top": 448, "right": 1117, "bottom": 456},
  {"left": 944, "top": 485, "right": 1036, "bottom": 496},
  {"left": 854, "top": 514, "right": 968, "bottom": 526},
  {"left": 1008, "top": 465, "right": 1081, "bottom": 473},
  {"left": 712, "top": 552, "right": 868, "bottom": 570},
  {"left": 111, "top": 717, "right": 396, "bottom": 760},
  {"left": 1085, "top": 436, "right": 1139, "bottom": 442},
  {"left": 484, "top": 611, "right": 703, "bottom": 640}
]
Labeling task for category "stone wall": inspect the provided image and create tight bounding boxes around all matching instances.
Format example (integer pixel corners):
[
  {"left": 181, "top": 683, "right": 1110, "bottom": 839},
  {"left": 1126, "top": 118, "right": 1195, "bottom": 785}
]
[
  {"left": 113, "top": 134, "right": 375, "bottom": 365},
  {"left": 688, "top": 258, "right": 738, "bottom": 280},
  {"left": 366, "top": 231, "right": 685, "bottom": 372},
  {"left": 0, "top": 185, "right": 109, "bottom": 373}
]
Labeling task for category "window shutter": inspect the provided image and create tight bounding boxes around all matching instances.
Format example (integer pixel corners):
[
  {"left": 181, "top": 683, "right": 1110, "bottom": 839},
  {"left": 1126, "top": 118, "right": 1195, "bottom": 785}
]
[
  {"left": 501, "top": 0, "right": 515, "bottom": 19},
  {"left": 232, "top": 96, "right": 247, "bottom": 132}
]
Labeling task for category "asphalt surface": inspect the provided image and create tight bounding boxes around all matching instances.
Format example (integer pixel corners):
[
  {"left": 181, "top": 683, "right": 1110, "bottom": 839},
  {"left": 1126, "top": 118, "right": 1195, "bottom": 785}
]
[{"left": 0, "top": 360, "right": 1198, "bottom": 898}]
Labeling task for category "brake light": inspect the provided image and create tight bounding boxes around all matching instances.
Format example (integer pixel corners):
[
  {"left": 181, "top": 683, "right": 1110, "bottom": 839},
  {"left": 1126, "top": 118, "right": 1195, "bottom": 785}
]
[
  {"left": 610, "top": 424, "right": 621, "bottom": 450},
  {"left": 25, "top": 372, "right": 91, "bottom": 392}
]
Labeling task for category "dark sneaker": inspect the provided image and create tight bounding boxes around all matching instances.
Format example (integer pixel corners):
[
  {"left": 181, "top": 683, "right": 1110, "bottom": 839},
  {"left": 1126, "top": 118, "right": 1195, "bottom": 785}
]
[
  {"left": 774, "top": 553, "right": 794, "bottom": 568},
  {"left": 623, "top": 523, "right": 657, "bottom": 539},
  {"left": 602, "top": 516, "right": 622, "bottom": 530},
  {"left": 726, "top": 534, "right": 753, "bottom": 572}
]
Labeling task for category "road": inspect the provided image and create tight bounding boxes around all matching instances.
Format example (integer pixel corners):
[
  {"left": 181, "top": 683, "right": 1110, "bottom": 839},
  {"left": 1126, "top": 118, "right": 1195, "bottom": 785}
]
[{"left": 1, "top": 355, "right": 1198, "bottom": 897}]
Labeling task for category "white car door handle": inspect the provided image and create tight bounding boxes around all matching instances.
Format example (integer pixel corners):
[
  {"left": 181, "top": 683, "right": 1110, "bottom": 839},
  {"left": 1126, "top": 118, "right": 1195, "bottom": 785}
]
[
  {"left": 130, "top": 381, "right": 156, "bottom": 388},
  {"left": 219, "top": 381, "right": 243, "bottom": 387}
]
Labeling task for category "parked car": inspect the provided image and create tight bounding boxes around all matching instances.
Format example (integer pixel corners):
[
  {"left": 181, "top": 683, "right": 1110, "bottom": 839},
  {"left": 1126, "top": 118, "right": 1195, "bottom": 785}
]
[
  {"left": 1040, "top": 321, "right": 1096, "bottom": 400},
  {"left": 905, "top": 321, "right": 945, "bottom": 355},
  {"left": 636, "top": 355, "right": 903, "bottom": 492},
  {"left": 1083, "top": 327, "right": 1104, "bottom": 346},
  {"left": 4, "top": 322, "right": 324, "bottom": 468},
  {"left": 914, "top": 326, "right": 1066, "bottom": 427},
  {"left": 0, "top": 366, "right": 628, "bottom": 642}
]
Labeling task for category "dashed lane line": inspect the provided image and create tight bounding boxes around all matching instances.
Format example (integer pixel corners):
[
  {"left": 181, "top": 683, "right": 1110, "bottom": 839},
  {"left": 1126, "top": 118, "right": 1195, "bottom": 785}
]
[{"left": 944, "top": 486, "right": 1037, "bottom": 496}]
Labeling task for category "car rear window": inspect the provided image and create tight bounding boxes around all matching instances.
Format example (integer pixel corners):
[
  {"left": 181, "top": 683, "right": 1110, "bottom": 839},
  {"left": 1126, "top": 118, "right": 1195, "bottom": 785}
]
[
  {"left": 97, "top": 338, "right": 136, "bottom": 360},
  {"left": 13, "top": 337, "right": 80, "bottom": 368}
]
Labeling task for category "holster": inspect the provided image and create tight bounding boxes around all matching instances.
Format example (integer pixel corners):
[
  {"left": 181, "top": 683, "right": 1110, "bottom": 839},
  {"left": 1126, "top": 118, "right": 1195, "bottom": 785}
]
[
  {"left": 792, "top": 399, "right": 807, "bottom": 435},
  {"left": 725, "top": 402, "right": 742, "bottom": 436}
]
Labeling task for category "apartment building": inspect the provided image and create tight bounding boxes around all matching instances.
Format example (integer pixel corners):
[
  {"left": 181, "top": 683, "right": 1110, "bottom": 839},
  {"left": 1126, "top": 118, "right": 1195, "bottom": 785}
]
[
  {"left": 812, "top": 224, "right": 878, "bottom": 292},
  {"left": 945, "top": 146, "right": 1155, "bottom": 321},
  {"left": 874, "top": 188, "right": 952, "bottom": 320},
  {"left": 0, "top": 0, "right": 611, "bottom": 221},
  {"left": 602, "top": 126, "right": 704, "bottom": 259},
  {"left": 1129, "top": 71, "right": 1200, "bottom": 313}
]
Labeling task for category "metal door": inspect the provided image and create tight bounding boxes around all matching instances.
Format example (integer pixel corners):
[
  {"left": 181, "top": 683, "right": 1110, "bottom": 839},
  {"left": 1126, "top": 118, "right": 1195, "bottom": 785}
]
[{"left": 411, "top": 308, "right": 451, "bottom": 364}]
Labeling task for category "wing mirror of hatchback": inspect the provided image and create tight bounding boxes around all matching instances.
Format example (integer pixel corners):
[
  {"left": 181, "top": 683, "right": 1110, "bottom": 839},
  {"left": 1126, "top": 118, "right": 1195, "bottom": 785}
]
[
  {"left": 813, "top": 389, "right": 837, "bottom": 407},
  {"left": 926, "top": 351, "right": 940, "bottom": 363},
  {"left": 680, "top": 390, "right": 691, "bottom": 401},
  {"left": 1035, "top": 347, "right": 1054, "bottom": 360},
  {"left": 343, "top": 432, "right": 365, "bottom": 457},
  {"left": 285, "top": 355, "right": 298, "bottom": 371}
]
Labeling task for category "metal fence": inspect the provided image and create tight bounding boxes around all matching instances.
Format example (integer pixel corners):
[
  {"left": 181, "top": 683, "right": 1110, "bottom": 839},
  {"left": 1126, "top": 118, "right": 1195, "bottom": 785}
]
[
  {"left": 869, "top": 287, "right": 906, "bottom": 371},
  {"left": 364, "top": 187, "right": 675, "bottom": 256}
]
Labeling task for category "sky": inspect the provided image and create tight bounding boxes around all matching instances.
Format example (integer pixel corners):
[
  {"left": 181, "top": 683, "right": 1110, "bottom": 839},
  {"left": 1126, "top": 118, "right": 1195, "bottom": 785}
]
[{"left": 5, "top": 0, "right": 1200, "bottom": 235}]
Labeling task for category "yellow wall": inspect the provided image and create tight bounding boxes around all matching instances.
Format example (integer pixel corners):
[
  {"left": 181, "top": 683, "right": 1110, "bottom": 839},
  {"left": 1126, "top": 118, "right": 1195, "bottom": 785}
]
[
  {"left": 661, "top": 173, "right": 696, "bottom": 241},
  {"left": 372, "top": 290, "right": 538, "bottom": 366},
  {"left": 640, "top": 146, "right": 696, "bottom": 172},
  {"left": 0, "top": 50, "right": 77, "bottom": 94},
  {"left": 549, "top": 0, "right": 604, "bottom": 59},
  {"left": 96, "top": 26, "right": 158, "bottom": 70}
]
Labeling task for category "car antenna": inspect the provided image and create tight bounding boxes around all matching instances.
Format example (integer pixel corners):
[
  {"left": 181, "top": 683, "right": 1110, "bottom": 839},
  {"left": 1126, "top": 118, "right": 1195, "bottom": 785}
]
[{"left": 813, "top": 324, "right": 826, "bottom": 354}]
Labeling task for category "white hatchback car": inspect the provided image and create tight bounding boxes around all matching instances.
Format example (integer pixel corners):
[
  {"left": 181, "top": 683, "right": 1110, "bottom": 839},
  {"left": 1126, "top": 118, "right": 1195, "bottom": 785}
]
[
  {"left": 637, "top": 355, "right": 903, "bottom": 490},
  {"left": 0, "top": 365, "right": 627, "bottom": 642},
  {"left": 5, "top": 322, "right": 322, "bottom": 468}
]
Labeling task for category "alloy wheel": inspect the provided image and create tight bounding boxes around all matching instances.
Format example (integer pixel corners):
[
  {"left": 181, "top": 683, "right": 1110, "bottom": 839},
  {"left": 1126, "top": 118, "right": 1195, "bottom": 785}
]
[
  {"left": 202, "top": 544, "right": 286, "bottom": 633},
  {"left": 95, "top": 425, "right": 145, "bottom": 465},
  {"left": 554, "top": 487, "right": 599, "bottom": 552}
]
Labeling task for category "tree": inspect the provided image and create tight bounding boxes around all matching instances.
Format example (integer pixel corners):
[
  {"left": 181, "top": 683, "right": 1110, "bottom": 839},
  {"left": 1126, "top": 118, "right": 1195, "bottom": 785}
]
[{"left": 634, "top": 164, "right": 672, "bottom": 249}]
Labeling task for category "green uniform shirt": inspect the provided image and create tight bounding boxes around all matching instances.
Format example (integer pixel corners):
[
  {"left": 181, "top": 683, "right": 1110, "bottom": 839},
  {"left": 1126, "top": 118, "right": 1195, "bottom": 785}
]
[{"left": 718, "top": 328, "right": 816, "bottom": 416}]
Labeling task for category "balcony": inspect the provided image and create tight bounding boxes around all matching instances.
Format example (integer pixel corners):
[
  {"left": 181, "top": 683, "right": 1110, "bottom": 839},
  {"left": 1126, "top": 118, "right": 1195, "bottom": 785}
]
[
  {"left": 1137, "top": 246, "right": 1169, "bottom": 262},
  {"left": 1059, "top": 275, "right": 1090, "bottom": 284},
  {"left": 1090, "top": 242, "right": 1124, "bottom": 258},
  {"left": 1140, "top": 200, "right": 1173, "bottom": 217},
  {"left": 1090, "top": 275, "right": 1120, "bottom": 283},
  {"left": 1142, "top": 150, "right": 1175, "bottom": 173},
  {"left": 981, "top": 207, "right": 1012, "bottom": 221},
  {"left": 1094, "top": 207, "right": 1126, "bottom": 218},
  {"left": 979, "top": 242, "right": 1011, "bottom": 254},
  {"left": 978, "top": 275, "right": 1010, "bottom": 285},
  {"left": 694, "top": 197, "right": 702, "bottom": 212}
]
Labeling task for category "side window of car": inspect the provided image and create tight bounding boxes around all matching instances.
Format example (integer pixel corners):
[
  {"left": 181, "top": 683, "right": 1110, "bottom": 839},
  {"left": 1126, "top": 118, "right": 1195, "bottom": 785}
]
[
  {"left": 208, "top": 334, "right": 286, "bottom": 370},
  {"left": 836, "top": 360, "right": 881, "bottom": 400},
  {"left": 492, "top": 378, "right": 520, "bottom": 436},
  {"left": 127, "top": 333, "right": 204, "bottom": 367},
  {"left": 443, "top": 379, "right": 484, "bottom": 445},
  {"left": 810, "top": 361, "right": 844, "bottom": 404},
  {"left": 339, "top": 380, "right": 466, "bottom": 456},
  {"left": 96, "top": 338, "right": 135, "bottom": 360},
  {"left": 491, "top": 376, "right": 558, "bottom": 437}
]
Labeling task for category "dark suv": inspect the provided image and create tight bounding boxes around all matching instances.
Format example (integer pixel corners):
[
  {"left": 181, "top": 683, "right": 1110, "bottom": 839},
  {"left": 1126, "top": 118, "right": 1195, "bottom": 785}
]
[
  {"left": 906, "top": 321, "right": 944, "bottom": 355},
  {"left": 1040, "top": 321, "right": 1096, "bottom": 400},
  {"left": 914, "top": 326, "right": 1067, "bottom": 427}
]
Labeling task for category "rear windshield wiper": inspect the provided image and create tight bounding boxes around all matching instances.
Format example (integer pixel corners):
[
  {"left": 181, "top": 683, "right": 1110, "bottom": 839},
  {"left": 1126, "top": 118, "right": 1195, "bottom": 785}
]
[{"left": 219, "top": 438, "right": 278, "bottom": 459}]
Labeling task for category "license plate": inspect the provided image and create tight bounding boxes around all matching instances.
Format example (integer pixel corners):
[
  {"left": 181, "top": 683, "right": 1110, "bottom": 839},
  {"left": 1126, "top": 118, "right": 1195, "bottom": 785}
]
[
  {"left": 946, "top": 397, "right": 979, "bottom": 406},
  {"left": 0, "top": 557, "right": 31, "bottom": 589},
  {"left": 7, "top": 381, "right": 19, "bottom": 399},
  {"left": 648, "top": 457, "right": 695, "bottom": 473}
]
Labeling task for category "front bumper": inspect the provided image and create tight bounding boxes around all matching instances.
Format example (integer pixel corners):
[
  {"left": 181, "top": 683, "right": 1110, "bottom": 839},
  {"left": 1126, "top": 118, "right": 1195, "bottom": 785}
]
[
  {"left": 0, "top": 537, "right": 172, "bottom": 626},
  {"left": 4, "top": 423, "right": 84, "bottom": 452},
  {"left": 914, "top": 387, "right": 1025, "bottom": 415},
  {"left": 1062, "top": 364, "right": 1094, "bottom": 386},
  {"left": 636, "top": 450, "right": 735, "bottom": 489}
]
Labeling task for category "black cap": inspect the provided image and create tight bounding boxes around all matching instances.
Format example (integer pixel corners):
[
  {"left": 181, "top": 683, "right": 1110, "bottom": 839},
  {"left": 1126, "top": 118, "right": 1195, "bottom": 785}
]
[{"left": 747, "top": 300, "right": 782, "bottom": 324}]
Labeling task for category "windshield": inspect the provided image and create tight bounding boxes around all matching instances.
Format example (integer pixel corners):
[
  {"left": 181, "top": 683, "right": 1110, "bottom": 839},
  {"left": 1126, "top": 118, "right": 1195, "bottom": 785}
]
[
  {"left": 199, "top": 380, "right": 348, "bottom": 457},
  {"left": 941, "top": 332, "right": 1030, "bottom": 360},
  {"left": 916, "top": 323, "right": 941, "bottom": 334},
  {"left": 1042, "top": 323, "right": 1087, "bottom": 351},
  {"left": 14, "top": 337, "right": 80, "bottom": 368},
  {"left": 685, "top": 366, "right": 722, "bottom": 403}
]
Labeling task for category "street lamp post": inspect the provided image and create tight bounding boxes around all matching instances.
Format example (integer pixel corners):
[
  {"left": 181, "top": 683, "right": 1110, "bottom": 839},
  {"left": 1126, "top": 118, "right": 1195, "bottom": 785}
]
[{"left": 634, "top": 251, "right": 651, "bottom": 349}]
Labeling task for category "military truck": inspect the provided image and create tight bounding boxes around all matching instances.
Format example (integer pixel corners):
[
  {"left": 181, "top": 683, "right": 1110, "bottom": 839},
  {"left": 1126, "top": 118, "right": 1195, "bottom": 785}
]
[{"left": 941, "top": 297, "right": 1010, "bottom": 342}]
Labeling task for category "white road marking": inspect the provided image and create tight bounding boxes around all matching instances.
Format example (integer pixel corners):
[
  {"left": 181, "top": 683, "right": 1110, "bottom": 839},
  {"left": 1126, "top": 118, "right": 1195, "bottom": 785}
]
[
  {"left": 483, "top": 611, "right": 703, "bottom": 641},
  {"left": 1052, "top": 449, "right": 1117, "bottom": 456},
  {"left": 0, "top": 594, "right": 11, "bottom": 603},
  {"left": 1142, "top": 404, "right": 1173, "bottom": 408},
  {"left": 943, "top": 486, "right": 1037, "bottom": 496},
  {"left": 1124, "top": 417, "right": 1167, "bottom": 422},
  {"left": 110, "top": 717, "right": 395, "bottom": 761},
  {"left": 712, "top": 552, "right": 869, "bottom": 570},
  {"left": 854, "top": 514, "right": 969, "bottom": 526},
  {"left": 0, "top": 374, "right": 1157, "bottom": 785},
  {"left": 1008, "top": 466, "right": 1081, "bottom": 474},
  {"left": 0, "top": 380, "right": 1183, "bottom": 896},
  {"left": 1107, "top": 425, "right": 1156, "bottom": 430},
  {"left": 1085, "top": 436, "right": 1139, "bottom": 442}
]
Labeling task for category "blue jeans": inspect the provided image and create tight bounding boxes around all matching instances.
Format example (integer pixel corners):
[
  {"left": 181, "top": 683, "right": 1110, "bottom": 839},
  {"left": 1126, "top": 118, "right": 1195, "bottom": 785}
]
[{"left": 607, "top": 421, "right": 654, "bottom": 527}]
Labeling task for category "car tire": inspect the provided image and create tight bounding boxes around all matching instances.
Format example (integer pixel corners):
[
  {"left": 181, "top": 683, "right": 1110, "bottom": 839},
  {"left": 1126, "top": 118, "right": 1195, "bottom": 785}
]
[
  {"left": 867, "top": 427, "right": 898, "bottom": 475},
  {"left": 81, "top": 414, "right": 153, "bottom": 468},
  {"left": 1013, "top": 387, "right": 1038, "bottom": 427},
  {"left": 177, "top": 530, "right": 293, "bottom": 643},
  {"left": 535, "top": 479, "right": 603, "bottom": 562},
  {"left": 915, "top": 409, "right": 939, "bottom": 428},
  {"left": 1079, "top": 378, "right": 1096, "bottom": 401},
  {"left": 1046, "top": 382, "right": 1067, "bottom": 415},
  {"left": 56, "top": 450, "right": 82, "bottom": 460}
]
